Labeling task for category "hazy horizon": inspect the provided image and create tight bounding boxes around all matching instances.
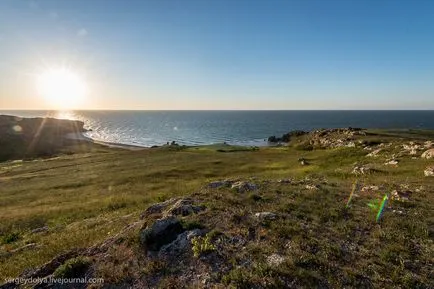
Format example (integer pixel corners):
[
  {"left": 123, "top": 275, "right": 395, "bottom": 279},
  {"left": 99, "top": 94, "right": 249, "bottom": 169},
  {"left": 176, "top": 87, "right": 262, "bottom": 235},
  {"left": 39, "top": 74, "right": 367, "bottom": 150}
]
[{"left": 1, "top": 0, "right": 434, "bottom": 110}]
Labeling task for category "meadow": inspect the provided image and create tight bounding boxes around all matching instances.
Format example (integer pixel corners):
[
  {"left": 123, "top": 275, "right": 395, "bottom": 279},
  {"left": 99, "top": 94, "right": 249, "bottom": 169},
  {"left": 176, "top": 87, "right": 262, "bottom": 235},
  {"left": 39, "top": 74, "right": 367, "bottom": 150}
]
[{"left": 0, "top": 129, "right": 433, "bottom": 288}]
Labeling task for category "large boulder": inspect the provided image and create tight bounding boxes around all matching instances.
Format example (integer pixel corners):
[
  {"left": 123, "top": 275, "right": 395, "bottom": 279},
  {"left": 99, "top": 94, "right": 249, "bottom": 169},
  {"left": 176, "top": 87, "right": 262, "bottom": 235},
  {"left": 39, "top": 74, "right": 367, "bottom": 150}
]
[
  {"left": 140, "top": 216, "right": 184, "bottom": 251},
  {"left": 421, "top": 149, "right": 434, "bottom": 159}
]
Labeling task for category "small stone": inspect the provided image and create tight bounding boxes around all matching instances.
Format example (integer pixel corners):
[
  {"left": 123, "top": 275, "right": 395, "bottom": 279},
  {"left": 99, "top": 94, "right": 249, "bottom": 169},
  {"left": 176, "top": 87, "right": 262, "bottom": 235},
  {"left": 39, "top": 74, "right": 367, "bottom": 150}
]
[
  {"left": 366, "top": 148, "right": 382, "bottom": 157},
  {"left": 424, "top": 166, "right": 434, "bottom": 177},
  {"left": 385, "top": 160, "right": 399, "bottom": 166},
  {"left": 266, "top": 254, "right": 285, "bottom": 266},
  {"left": 31, "top": 226, "right": 49, "bottom": 234},
  {"left": 305, "top": 184, "right": 319, "bottom": 190},
  {"left": 254, "top": 212, "right": 277, "bottom": 221},
  {"left": 421, "top": 149, "right": 434, "bottom": 159}
]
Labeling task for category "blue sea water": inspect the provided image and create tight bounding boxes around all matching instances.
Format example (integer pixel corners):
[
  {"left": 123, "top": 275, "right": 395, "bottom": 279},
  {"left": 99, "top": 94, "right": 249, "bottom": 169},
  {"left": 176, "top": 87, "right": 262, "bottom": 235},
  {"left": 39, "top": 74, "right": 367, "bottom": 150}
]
[{"left": 1, "top": 110, "right": 434, "bottom": 147}]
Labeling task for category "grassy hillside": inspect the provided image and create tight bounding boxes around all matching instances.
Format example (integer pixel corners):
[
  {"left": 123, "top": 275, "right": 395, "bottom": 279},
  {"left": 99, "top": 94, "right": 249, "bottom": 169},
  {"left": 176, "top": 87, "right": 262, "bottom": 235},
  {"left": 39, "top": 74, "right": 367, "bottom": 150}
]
[{"left": 0, "top": 129, "right": 433, "bottom": 288}]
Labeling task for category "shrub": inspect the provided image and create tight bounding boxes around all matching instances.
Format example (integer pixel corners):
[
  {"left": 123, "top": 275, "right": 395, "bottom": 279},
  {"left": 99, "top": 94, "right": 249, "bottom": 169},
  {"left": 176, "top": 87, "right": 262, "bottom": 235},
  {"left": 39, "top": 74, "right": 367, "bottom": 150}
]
[
  {"left": 53, "top": 257, "right": 91, "bottom": 278},
  {"left": 2, "top": 232, "right": 20, "bottom": 244},
  {"left": 191, "top": 234, "right": 216, "bottom": 257}
]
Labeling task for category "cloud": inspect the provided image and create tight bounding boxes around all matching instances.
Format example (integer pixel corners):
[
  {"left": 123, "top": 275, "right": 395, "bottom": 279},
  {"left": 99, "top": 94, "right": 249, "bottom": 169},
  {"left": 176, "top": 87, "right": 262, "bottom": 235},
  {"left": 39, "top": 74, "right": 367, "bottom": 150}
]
[{"left": 77, "top": 28, "right": 88, "bottom": 37}]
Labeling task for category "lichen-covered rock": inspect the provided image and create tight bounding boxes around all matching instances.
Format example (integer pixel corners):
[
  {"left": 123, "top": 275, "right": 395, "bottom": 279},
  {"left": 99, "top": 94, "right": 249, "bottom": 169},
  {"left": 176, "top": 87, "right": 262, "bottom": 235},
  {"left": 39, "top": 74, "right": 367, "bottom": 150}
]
[
  {"left": 305, "top": 184, "right": 319, "bottom": 190},
  {"left": 140, "top": 216, "right": 184, "bottom": 251}
]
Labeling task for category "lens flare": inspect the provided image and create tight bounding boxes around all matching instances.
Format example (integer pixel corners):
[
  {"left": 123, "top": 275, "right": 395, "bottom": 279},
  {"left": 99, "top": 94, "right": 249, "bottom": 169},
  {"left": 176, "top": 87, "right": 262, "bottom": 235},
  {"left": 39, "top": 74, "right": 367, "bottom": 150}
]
[
  {"left": 376, "top": 194, "right": 389, "bottom": 223},
  {"left": 346, "top": 181, "right": 358, "bottom": 208}
]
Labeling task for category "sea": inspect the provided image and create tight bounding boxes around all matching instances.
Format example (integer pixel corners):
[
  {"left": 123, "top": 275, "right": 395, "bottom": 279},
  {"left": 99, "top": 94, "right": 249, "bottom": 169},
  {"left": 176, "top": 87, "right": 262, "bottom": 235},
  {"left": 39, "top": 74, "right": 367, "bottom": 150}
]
[{"left": 1, "top": 110, "right": 434, "bottom": 147}]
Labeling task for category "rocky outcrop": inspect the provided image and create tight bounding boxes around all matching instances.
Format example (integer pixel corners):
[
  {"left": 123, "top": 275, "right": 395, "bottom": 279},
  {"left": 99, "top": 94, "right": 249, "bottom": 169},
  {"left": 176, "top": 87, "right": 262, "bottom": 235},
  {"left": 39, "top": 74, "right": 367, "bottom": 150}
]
[
  {"left": 0, "top": 115, "right": 87, "bottom": 161},
  {"left": 140, "top": 216, "right": 185, "bottom": 251},
  {"left": 267, "top": 130, "right": 307, "bottom": 143}
]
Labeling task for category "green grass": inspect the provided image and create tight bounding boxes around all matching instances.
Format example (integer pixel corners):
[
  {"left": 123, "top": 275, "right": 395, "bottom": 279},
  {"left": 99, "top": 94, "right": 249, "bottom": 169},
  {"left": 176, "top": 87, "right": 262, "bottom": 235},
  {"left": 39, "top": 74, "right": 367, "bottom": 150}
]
[{"left": 0, "top": 130, "right": 433, "bottom": 287}]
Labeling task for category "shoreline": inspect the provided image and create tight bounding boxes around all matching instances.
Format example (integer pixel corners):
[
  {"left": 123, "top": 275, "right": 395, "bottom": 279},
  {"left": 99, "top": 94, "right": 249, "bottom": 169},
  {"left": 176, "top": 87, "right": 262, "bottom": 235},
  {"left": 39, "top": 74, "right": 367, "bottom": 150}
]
[{"left": 65, "top": 132, "right": 147, "bottom": 151}]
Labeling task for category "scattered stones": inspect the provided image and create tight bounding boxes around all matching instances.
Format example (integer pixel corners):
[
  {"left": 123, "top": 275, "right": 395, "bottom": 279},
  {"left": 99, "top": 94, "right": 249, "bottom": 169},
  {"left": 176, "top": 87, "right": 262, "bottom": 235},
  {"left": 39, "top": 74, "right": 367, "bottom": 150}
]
[
  {"left": 391, "top": 190, "right": 412, "bottom": 201},
  {"left": 421, "top": 148, "right": 434, "bottom": 159},
  {"left": 231, "top": 181, "right": 257, "bottom": 193},
  {"left": 385, "top": 159, "right": 399, "bottom": 166},
  {"left": 424, "top": 166, "right": 434, "bottom": 177},
  {"left": 266, "top": 254, "right": 285, "bottom": 266},
  {"left": 424, "top": 141, "right": 433, "bottom": 148},
  {"left": 140, "top": 216, "right": 184, "bottom": 251},
  {"left": 366, "top": 148, "right": 382, "bottom": 157},
  {"left": 254, "top": 212, "right": 277, "bottom": 221}
]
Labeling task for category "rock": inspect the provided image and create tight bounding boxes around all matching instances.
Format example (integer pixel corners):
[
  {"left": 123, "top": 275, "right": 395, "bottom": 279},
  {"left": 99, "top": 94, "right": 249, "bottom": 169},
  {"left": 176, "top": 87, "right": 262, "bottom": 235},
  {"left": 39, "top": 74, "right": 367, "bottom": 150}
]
[
  {"left": 305, "top": 184, "right": 319, "bottom": 190},
  {"left": 140, "top": 216, "right": 184, "bottom": 251},
  {"left": 391, "top": 190, "right": 412, "bottom": 201},
  {"left": 208, "top": 180, "right": 232, "bottom": 188},
  {"left": 158, "top": 229, "right": 202, "bottom": 257},
  {"left": 385, "top": 159, "right": 399, "bottom": 166},
  {"left": 266, "top": 254, "right": 285, "bottom": 266},
  {"left": 298, "top": 158, "right": 308, "bottom": 166},
  {"left": 11, "top": 243, "right": 39, "bottom": 253},
  {"left": 140, "top": 198, "right": 205, "bottom": 219},
  {"left": 366, "top": 148, "right": 382, "bottom": 157},
  {"left": 421, "top": 149, "right": 434, "bottom": 159},
  {"left": 277, "top": 179, "right": 292, "bottom": 184},
  {"left": 31, "top": 226, "right": 49, "bottom": 234},
  {"left": 361, "top": 185, "right": 380, "bottom": 193},
  {"left": 424, "top": 166, "right": 434, "bottom": 177},
  {"left": 352, "top": 165, "right": 375, "bottom": 175},
  {"left": 165, "top": 198, "right": 205, "bottom": 217},
  {"left": 140, "top": 198, "right": 177, "bottom": 218},
  {"left": 231, "top": 181, "right": 257, "bottom": 193},
  {"left": 424, "top": 141, "right": 433, "bottom": 149},
  {"left": 254, "top": 212, "right": 277, "bottom": 221},
  {"left": 346, "top": 142, "right": 356, "bottom": 148}
]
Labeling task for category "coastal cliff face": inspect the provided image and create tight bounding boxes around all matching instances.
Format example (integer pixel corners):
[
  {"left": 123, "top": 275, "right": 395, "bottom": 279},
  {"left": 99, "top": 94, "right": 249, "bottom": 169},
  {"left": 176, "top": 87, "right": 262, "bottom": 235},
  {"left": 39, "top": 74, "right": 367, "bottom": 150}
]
[{"left": 0, "top": 115, "right": 86, "bottom": 161}]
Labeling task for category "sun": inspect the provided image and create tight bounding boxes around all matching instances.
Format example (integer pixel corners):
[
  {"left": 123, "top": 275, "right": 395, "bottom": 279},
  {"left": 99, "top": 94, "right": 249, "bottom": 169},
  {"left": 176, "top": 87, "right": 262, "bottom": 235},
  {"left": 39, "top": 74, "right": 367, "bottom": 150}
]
[{"left": 36, "top": 67, "right": 87, "bottom": 109}]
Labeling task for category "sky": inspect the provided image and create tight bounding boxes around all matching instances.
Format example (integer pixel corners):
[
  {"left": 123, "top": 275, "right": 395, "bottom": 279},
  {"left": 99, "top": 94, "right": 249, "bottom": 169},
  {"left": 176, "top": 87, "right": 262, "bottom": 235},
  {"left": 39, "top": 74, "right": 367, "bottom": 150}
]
[{"left": 0, "top": 0, "right": 434, "bottom": 110}]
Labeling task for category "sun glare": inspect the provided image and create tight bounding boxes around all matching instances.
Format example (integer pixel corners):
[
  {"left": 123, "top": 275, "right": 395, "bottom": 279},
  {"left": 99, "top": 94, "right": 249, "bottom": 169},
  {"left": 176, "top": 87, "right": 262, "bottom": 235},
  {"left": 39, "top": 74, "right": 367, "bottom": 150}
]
[{"left": 36, "top": 67, "right": 87, "bottom": 109}]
